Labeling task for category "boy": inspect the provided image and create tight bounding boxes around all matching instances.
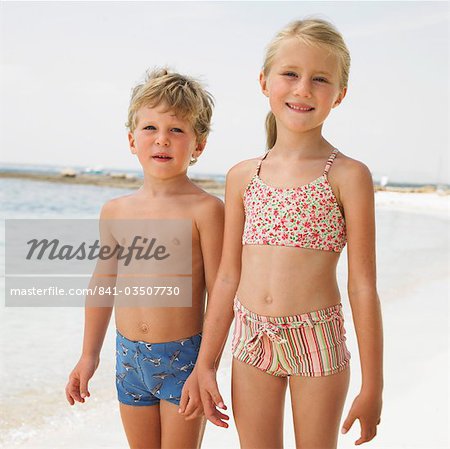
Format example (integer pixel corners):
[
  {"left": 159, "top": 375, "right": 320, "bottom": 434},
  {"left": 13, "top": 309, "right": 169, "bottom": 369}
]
[{"left": 66, "top": 68, "right": 224, "bottom": 449}]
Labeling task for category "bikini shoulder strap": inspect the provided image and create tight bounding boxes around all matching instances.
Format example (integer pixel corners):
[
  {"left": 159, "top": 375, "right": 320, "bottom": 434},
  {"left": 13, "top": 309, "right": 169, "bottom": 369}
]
[
  {"left": 256, "top": 150, "right": 270, "bottom": 176},
  {"left": 323, "top": 148, "right": 339, "bottom": 177}
]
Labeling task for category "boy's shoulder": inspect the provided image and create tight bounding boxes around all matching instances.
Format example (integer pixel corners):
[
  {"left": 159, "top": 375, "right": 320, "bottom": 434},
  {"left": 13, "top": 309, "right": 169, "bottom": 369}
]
[
  {"left": 191, "top": 188, "right": 224, "bottom": 213},
  {"left": 100, "top": 193, "right": 137, "bottom": 219}
]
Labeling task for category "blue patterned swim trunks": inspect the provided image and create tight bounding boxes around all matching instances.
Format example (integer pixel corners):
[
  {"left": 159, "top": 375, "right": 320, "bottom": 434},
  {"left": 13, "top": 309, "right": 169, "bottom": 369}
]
[{"left": 115, "top": 330, "right": 201, "bottom": 406}]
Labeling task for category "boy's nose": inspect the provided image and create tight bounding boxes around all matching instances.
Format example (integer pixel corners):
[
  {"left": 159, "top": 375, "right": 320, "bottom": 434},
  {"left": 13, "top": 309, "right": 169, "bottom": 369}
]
[{"left": 155, "top": 133, "right": 170, "bottom": 147}]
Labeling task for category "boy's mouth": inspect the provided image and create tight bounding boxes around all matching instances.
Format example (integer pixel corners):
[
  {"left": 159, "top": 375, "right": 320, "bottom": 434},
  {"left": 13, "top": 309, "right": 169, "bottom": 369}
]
[
  {"left": 152, "top": 153, "right": 173, "bottom": 162},
  {"left": 286, "top": 102, "right": 315, "bottom": 112}
]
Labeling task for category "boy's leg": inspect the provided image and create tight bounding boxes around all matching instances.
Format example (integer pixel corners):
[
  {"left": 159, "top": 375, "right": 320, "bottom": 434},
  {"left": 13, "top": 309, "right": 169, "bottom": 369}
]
[
  {"left": 232, "top": 358, "right": 288, "bottom": 449},
  {"left": 119, "top": 403, "right": 161, "bottom": 449},
  {"left": 289, "top": 367, "right": 350, "bottom": 449},
  {"left": 160, "top": 400, "right": 206, "bottom": 449}
]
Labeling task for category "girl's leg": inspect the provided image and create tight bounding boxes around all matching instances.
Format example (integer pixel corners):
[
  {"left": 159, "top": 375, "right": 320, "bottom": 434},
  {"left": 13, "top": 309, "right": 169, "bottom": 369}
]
[
  {"left": 160, "top": 400, "right": 206, "bottom": 449},
  {"left": 232, "top": 358, "right": 288, "bottom": 449},
  {"left": 119, "top": 403, "right": 161, "bottom": 449},
  {"left": 289, "top": 367, "right": 350, "bottom": 449}
]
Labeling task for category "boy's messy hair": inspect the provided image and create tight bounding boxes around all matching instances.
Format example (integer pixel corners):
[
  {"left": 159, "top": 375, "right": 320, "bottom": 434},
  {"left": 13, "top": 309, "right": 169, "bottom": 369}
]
[{"left": 126, "top": 68, "right": 214, "bottom": 143}]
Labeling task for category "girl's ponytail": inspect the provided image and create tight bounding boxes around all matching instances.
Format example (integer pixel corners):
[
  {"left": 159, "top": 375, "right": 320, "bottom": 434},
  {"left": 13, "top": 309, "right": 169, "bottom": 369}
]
[{"left": 265, "top": 111, "right": 277, "bottom": 150}]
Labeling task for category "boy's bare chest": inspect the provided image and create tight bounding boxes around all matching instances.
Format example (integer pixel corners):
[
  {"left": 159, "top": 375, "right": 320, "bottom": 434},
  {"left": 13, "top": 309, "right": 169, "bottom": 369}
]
[{"left": 112, "top": 199, "right": 201, "bottom": 252}]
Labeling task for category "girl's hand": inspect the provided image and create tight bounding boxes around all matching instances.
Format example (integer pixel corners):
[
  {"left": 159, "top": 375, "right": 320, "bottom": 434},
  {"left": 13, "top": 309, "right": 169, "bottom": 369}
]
[
  {"left": 65, "top": 356, "right": 99, "bottom": 405},
  {"left": 198, "top": 366, "right": 229, "bottom": 428},
  {"left": 341, "top": 391, "right": 382, "bottom": 445},
  {"left": 178, "top": 369, "right": 203, "bottom": 420}
]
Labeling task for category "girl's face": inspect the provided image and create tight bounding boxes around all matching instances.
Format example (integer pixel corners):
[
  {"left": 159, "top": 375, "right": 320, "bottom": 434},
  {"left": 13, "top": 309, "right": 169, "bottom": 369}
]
[
  {"left": 260, "top": 37, "right": 346, "bottom": 136},
  {"left": 128, "top": 103, "right": 203, "bottom": 179}
]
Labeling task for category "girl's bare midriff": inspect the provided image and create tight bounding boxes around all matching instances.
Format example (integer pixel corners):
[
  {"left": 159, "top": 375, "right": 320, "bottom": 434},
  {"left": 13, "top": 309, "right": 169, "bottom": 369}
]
[{"left": 236, "top": 245, "right": 341, "bottom": 316}]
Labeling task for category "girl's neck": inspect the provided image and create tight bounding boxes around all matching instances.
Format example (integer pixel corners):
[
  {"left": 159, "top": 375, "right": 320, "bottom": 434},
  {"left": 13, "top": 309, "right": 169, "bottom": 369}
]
[
  {"left": 271, "top": 125, "right": 333, "bottom": 159},
  {"left": 140, "top": 172, "right": 193, "bottom": 197}
]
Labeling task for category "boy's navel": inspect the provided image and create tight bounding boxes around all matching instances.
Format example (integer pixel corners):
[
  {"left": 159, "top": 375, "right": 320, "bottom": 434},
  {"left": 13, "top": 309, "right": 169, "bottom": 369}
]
[{"left": 138, "top": 321, "right": 150, "bottom": 333}]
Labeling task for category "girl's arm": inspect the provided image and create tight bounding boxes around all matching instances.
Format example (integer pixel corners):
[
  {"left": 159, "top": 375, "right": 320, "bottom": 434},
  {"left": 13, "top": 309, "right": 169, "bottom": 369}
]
[
  {"left": 338, "top": 161, "right": 383, "bottom": 444},
  {"left": 196, "top": 163, "right": 249, "bottom": 427}
]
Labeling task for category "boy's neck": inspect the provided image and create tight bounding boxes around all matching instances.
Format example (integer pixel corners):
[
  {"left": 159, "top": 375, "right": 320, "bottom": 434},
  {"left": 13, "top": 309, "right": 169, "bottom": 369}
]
[{"left": 140, "top": 172, "right": 194, "bottom": 197}]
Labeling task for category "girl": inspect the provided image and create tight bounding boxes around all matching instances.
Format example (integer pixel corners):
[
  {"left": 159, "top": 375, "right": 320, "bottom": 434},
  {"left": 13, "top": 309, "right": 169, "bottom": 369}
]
[{"left": 192, "top": 18, "right": 383, "bottom": 448}]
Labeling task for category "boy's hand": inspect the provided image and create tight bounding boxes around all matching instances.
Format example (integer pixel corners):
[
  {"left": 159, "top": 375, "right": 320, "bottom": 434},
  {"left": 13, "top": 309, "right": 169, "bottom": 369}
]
[
  {"left": 197, "top": 367, "right": 229, "bottom": 428},
  {"left": 341, "top": 391, "right": 382, "bottom": 445},
  {"left": 178, "top": 369, "right": 203, "bottom": 420},
  {"left": 65, "top": 356, "right": 99, "bottom": 405}
]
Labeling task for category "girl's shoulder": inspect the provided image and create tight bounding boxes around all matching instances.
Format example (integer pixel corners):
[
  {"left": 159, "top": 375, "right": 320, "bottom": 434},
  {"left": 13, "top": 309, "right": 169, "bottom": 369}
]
[
  {"left": 332, "top": 151, "right": 374, "bottom": 201},
  {"left": 332, "top": 150, "right": 372, "bottom": 181},
  {"left": 226, "top": 154, "right": 265, "bottom": 191}
]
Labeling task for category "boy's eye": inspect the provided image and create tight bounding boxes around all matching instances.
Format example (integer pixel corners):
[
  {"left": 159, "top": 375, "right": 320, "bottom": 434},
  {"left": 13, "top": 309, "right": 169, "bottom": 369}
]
[
  {"left": 314, "top": 77, "right": 328, "bottom": 83},
  {"left": 283, "top": 72, "right": 298, "bottom": 78},
  {"left": 143, "top": 125, "right": 156, "bottom": 130},
  {"left": 171, "top": 128, "right": 183, "bottom": 133}
]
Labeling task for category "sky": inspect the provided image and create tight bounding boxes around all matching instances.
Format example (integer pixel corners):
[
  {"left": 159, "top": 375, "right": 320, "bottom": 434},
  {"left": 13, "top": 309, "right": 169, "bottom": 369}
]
[{"left": 0, "top": 1, "right": 449, "bottom": 184}]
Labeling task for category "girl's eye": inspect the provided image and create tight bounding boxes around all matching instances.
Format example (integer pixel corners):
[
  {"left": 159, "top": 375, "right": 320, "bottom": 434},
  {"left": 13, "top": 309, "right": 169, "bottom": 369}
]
[
  {"left": 171, "top": 128, "right": 183, "bottom": 133},
  {"left": 314, "top": 77, "right": 328, "bottom": 83},
  {"left": 143, "top": 125, "right": 156, "bottom": 130},
  {"left": 283, "top": 72, "right": 298, "bottom": 78}
]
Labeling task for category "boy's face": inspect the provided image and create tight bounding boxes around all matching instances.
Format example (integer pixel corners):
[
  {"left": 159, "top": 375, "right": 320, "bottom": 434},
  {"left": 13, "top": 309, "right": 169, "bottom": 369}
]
[{"left": 128, "top": 103, "right": 204, "bottom": 179}]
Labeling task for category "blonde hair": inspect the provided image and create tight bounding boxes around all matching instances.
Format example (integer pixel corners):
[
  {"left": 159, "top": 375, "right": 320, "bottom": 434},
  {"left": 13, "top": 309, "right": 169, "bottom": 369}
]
[
  {"left": 126, "top": 68, "right": 214, "bottom": 144},
  {"left": 262, "top": 18, "right": 351, "bottom": 149}
]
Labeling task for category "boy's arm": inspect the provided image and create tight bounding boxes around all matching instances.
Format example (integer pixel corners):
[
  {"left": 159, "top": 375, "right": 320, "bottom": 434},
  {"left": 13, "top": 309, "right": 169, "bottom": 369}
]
[
  {"left": 66, "top": 201, "right": 118, "bottom": 404},
  {"left": 338, "top": 160, "right": 383, "bottom": 444},
  {"left": 82, "top": 201, "right": 118, "bottom": 358},
  {"left": 178, "top": 194, "right": 224, "bottom": 418},
  {"left": 196, "top": 195, "right": 225, "bottom": 368},
  {"left": 197, "top": 165, "right": 247, "bottom": 371}
]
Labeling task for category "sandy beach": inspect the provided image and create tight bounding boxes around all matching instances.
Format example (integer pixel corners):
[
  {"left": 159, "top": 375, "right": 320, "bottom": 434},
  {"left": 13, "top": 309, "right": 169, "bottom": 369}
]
[{"left": 1, "top": 185, "right": 449, "bottom": 449}]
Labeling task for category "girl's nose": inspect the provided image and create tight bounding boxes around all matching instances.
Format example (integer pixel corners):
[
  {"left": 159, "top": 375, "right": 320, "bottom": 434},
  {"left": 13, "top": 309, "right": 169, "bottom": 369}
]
[{"left": 293, "top": 78, "right": 312, "bottom": 98}]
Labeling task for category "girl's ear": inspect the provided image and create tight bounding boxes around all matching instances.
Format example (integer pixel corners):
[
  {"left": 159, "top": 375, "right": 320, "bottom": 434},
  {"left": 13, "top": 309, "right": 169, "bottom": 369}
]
[
  {"left": 128, "top": 132, "right": 137, "bottom": 154},
  {"left": 259, "top": 71, "right": 269, "bottom": 97},
  {"left": 333, "top": 87, "right": 348, "bottom": 108}
]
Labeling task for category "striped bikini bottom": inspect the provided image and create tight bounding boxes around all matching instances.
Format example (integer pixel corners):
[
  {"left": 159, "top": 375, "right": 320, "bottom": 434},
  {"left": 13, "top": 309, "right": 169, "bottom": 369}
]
[{"left": 231, "top": 297, "right": 351, "bottom": 377}]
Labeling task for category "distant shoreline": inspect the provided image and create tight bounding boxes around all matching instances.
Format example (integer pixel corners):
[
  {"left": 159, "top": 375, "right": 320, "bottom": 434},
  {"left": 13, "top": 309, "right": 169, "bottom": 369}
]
[
  {"left": 1, "top": 171, "right": 448, "bottom": 196},
  {"left": 0, "top": 171, "right": 226, "bottom": 196}
]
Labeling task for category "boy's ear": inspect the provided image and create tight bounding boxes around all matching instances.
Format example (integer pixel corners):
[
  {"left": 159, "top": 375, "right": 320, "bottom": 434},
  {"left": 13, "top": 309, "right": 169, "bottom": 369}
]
[
  {"left": 259, "top": 71, "right": 269, "bottom": 97},
  {"left": 194, "top": 140, "right": 206, "bottom": 158},
  {"left": 128, "top": 132, "right": 137, "bottom": 154}
]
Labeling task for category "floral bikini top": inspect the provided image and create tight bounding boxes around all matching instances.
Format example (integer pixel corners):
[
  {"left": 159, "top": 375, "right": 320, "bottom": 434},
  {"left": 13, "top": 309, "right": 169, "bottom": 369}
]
[{"left": 242, "top": 148, "right": 346, "bottom": 252}]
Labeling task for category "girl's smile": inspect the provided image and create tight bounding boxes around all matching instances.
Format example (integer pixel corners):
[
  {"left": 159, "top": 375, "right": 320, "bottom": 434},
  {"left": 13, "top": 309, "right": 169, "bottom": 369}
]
[{"left": 286, "top": 102, "right": 315, "bottom": 112}]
